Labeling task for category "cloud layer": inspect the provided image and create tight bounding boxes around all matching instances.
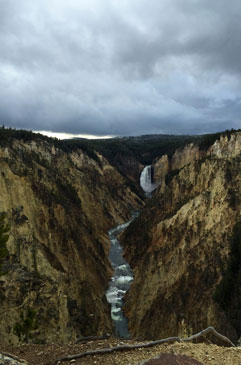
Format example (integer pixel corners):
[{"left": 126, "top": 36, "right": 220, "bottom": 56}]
[{"left": 1, "top": 0, "right": 241, "bottom": 136}]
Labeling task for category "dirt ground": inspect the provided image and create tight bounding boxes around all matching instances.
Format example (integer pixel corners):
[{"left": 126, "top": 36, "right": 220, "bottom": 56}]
[{"left": 1, "top": 338, "right": 241, "bottom": 365}]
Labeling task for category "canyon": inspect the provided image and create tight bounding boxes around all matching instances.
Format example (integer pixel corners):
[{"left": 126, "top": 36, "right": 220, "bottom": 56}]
[
  {"left": 0, "top": 132, "right": 143, "bottom": 345},
  {"left": 0, "top": 128, "right": 240, "bottom": 347},
  {"left": 123, "top": 131, "right": 241, "bottom": 343}
]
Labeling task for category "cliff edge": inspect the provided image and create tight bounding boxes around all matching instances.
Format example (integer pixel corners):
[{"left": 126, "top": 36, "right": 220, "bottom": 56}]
[
  {"left": 0, "top": 135, "right": 142, "bottom": 344},
  {"left": 122, "top": 131, "right": 241, "bottom": 343}
]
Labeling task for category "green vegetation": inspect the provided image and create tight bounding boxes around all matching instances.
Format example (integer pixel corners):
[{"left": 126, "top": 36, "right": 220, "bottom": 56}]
[
  {"left": 0, "top": 212, "right": 9, "bottom": 275},
  {"left": 0, "top": 126, "right": 100, "bottom": 164},
  {"left": 0, "top": 125, "right": 240, "bottom": 167},
  {"left": 83, "top": 129, "right": 240, "bottom": 165},
  {"left": 197, "top": 132, "right": 222, "bottom": 150},
  {"left": 196, "top": 128, "right": 238, "bottom": 150},
  {"left": 54, "top": 178, "right": 82, "bottom": 207},
  {"left": 214, "top": 222, "right": 241, "bottom": 309},
  {"left": 14, "top": 308, "right": 38, "bottom": 343},
  {"left": 87, "top": 134, "right": 198, "bottom": 165}
]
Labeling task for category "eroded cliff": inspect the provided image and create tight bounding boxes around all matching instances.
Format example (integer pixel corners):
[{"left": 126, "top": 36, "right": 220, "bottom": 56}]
[
  {"left": 0, "top": 136, "right": 142, "bottom": 344},
  {"left": 122, "top": 131, "right": 241, "bottom": 342},
  {"left": 153, "top": 143, "right": 206, "bottom": 185}
]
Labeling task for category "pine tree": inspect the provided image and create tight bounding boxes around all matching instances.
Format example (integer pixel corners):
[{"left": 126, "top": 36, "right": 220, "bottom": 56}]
[{"left": 0, "top": 212, "right": 9, "bottom": 274}]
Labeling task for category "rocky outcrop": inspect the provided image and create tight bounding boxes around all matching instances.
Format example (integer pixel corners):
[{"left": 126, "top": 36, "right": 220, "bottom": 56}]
[
  {"left": 112, "top": 153, "right": 143, "bottom": 183},
  {"left": 153, "top": 155, "right": 169, "bottom": 184},
  {"left": 208, "top": 132, "right": 241, "bottom": 158},
  {"left": 153, "top": 143, "right": 205, "bottom": 185},
  {"left": 0, "top": 138, "right": 142, "bottom": 345},
  {"left": 122, "top": 131, "right": 241, "bottom": 342}
]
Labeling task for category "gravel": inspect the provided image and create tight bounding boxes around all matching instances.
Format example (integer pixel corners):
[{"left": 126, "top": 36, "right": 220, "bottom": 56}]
[{"left": 1, "top": 339, "right": 241, "bottom": 364}]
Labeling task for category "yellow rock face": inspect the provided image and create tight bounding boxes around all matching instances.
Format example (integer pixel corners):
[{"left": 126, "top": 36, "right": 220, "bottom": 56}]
[
  {"left": 0, "top": 138, "right": 142, "bottom": 344},
  {"left": 123, "top": 131, "right": 241, "bottom": 342}
]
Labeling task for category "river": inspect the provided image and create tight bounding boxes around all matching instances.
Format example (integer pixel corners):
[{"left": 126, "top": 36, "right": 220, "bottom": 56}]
[
  {"left": 105, "top": 212, "right": 138, "bottom": 338},
  {"left": 106, "top": 165, "right": 155, "bottom": 338}
]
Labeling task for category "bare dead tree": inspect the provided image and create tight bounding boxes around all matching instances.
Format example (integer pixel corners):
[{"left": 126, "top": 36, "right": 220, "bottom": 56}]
[{"left": 47, "top": 327, "right": 235, "bottom": 365}]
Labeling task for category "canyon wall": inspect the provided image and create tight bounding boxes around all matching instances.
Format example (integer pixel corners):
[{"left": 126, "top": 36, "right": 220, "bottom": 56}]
[
  {"left": 112, "top": 152, "right": 143, "bottom": 183},
  {"left": 153, "top": 143, "right": 206, "bottom": 184},
  {"left": 122, "top": 131, "right": 241, "bottom": 342},
  {"left": 0, "top": 137, "right": 142, "bottom": 345}
]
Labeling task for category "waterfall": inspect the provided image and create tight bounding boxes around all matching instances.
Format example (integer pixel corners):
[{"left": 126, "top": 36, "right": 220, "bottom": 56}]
[
  {"left": 105, "top": 166, "right": 156, "bottom": 337},
  {"left": 140, "top": 165, "right": 157, "bottom": 193}
]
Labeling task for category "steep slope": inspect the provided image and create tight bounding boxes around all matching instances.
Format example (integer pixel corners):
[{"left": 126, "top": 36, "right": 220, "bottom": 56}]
[
  {"left": 71, "top": 134, "right": 207, "bottom": 184},
  {"left": 0, "top": 136, "right": 142, "bottom": 345},
  {"left": 122, "top": 131, "right": 241, "bottom": 342}
]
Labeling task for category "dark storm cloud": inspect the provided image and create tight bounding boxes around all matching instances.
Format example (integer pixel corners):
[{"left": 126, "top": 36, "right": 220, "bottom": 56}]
[{"left": 0, "top": 0, "right": 241, "bottom": 136}]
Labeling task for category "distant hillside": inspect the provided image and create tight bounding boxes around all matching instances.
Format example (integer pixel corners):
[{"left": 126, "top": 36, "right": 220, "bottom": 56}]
[
  {"left": 1, "top": 126, "right": 239, "bottom": 186},
  {"left": 1, "top": 126, "right": 238, "bottom": 166}
]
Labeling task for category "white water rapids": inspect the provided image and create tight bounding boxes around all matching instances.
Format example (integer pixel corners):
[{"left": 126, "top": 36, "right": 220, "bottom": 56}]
[
  {"left": 106, "top": 166, "right": 156, "bottom": 338},
  {"left": 105, "top": 213, "right": 138, "bottom": 338}
]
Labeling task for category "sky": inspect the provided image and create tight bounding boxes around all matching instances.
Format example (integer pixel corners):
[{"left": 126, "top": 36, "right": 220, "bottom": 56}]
[{"left": 1, "top": 0, "right": 241, "bottom": 138}]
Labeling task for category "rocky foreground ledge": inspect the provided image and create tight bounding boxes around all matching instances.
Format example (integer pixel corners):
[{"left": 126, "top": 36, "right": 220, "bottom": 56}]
[{"left": 1, "top": 339, "right": 241, "bottom": 364}]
